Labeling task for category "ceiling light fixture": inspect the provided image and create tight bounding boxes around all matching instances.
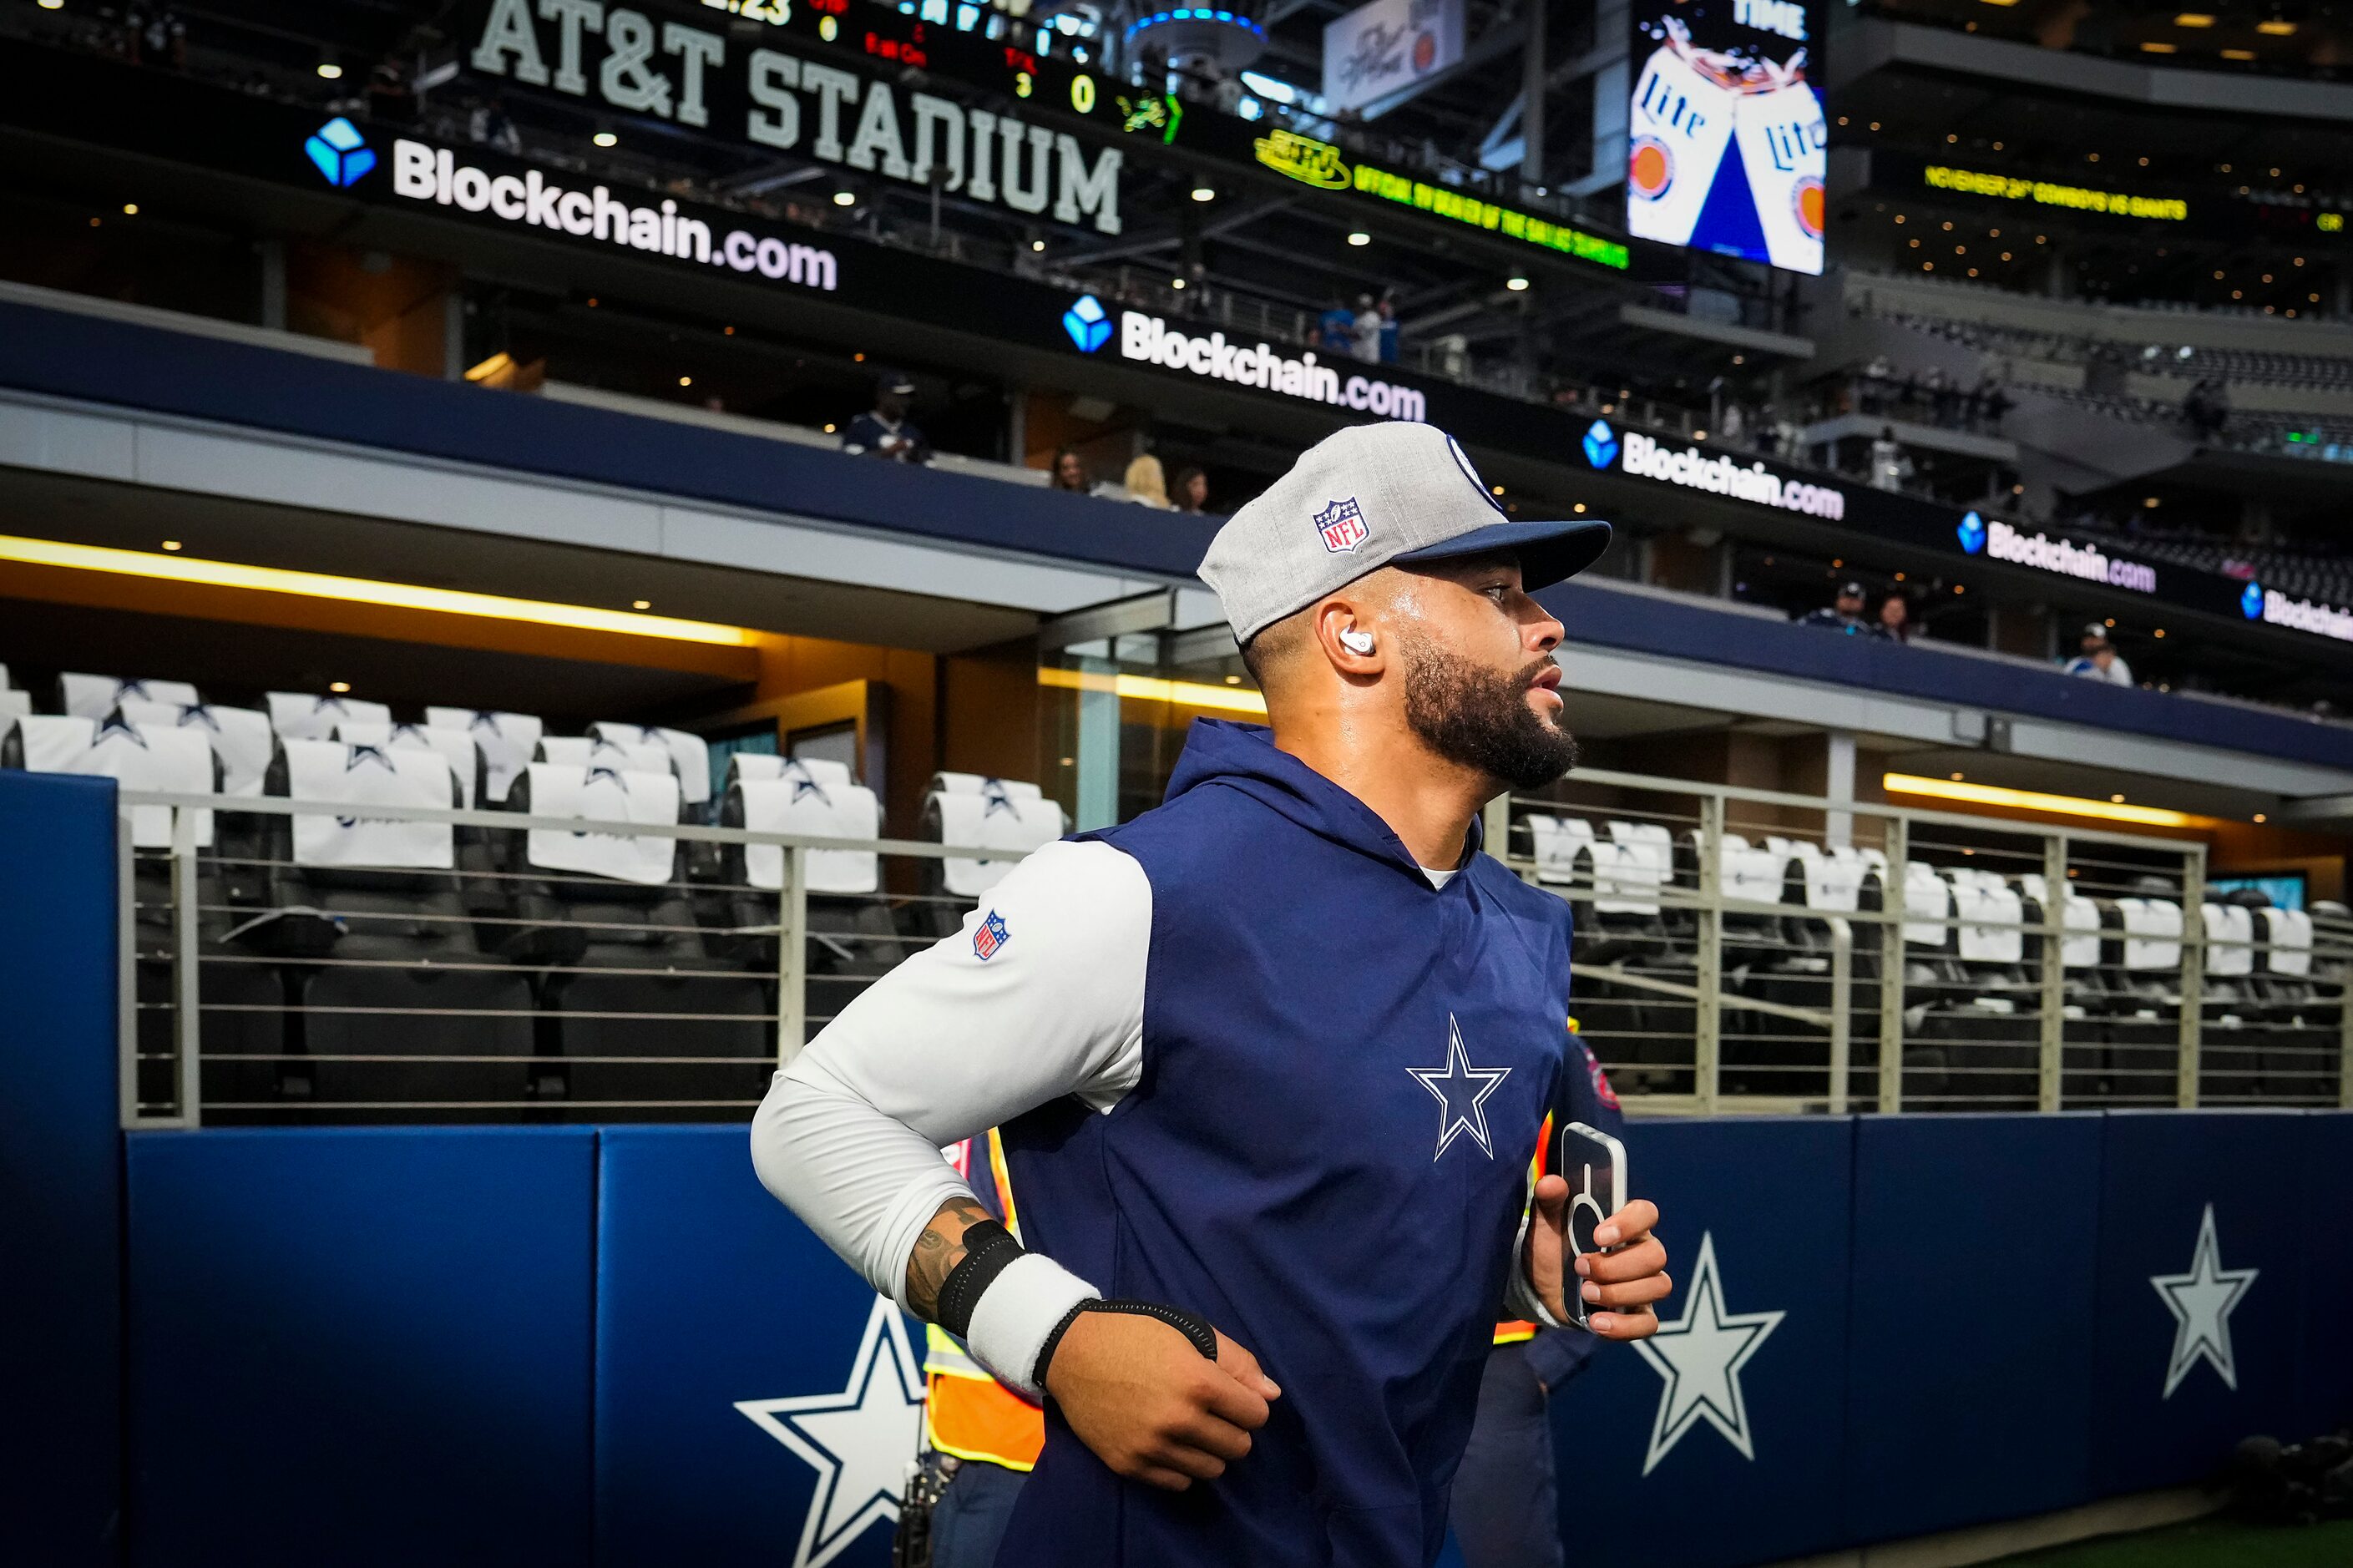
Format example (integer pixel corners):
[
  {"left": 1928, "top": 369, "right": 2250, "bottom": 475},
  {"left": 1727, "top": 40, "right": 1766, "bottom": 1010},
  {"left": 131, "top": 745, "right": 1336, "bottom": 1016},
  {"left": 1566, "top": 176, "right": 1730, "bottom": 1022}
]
[
  {"left": 1346, "top": 231, "right": 1371, "bottom": 246},
  {"left": 0, "top": 534, "right": 757, "bottom": 646},
  {"left": 1885, "top": 772, "right": 2202, "bottom": 828},
  {"left": 1036, "top": 666, "right": 1268, "bottom": 716}
]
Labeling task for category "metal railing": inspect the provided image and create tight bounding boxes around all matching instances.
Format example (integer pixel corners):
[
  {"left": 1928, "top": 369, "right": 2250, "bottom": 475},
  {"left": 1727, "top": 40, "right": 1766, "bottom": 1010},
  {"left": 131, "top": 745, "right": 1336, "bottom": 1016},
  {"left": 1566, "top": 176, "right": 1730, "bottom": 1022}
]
[
  {"left": 1487, "top": 770, "right": 2352, "bottom": 1116},
  {"left": 116, "top": 776, "right": 2350, "bottom": 1128}
]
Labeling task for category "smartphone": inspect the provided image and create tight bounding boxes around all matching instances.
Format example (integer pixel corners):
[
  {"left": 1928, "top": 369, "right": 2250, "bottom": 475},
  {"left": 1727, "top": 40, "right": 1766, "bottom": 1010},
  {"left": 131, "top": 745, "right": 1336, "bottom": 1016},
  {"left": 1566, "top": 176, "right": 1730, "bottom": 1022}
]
[{"left": 1556, "top": 1120, "right": 1630, "bottom": 1330}]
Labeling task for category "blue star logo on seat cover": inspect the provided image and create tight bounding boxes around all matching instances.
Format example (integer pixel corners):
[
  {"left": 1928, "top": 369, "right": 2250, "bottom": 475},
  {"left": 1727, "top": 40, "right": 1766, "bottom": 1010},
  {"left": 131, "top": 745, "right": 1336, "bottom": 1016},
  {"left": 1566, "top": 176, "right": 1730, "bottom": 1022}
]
[
  {"left": 1957, "top": 510, "right": 1986, "bottom": 554},
  {"left": 791, "top": 774, "right": 831, "bottom": 804},
  {"left": 979, "top": 778, "right": 1019, "bottom": 817},
  {"left": 1409, "top": 1014, "right": 1511, "bottom": 1160},
  {"left": 2241, "top": 580, "right": 2264, "bottom": 620},
  {"left": 1581, "top": 419, "right": 1619, "bottom": 470}
]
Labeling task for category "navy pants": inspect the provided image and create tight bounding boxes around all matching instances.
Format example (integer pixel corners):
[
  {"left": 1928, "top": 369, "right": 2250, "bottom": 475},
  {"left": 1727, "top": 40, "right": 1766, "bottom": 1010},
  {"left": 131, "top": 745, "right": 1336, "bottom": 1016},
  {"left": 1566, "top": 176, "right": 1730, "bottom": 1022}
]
[
  {"left": 1449, "top": 1342, "right": 1563, "bottom": 1568},
  {"left": 935, "top": 1458, "right": 1026, "bottom": 1568}
]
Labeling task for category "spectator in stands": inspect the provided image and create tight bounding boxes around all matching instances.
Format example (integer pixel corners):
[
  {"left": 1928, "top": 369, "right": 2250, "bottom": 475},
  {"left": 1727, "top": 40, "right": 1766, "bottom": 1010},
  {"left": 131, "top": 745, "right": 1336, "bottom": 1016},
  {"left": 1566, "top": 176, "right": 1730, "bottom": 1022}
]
[
  {"left": 468, "top": 94, "right": 522, "bottom": 155},
  {"left": 1377, "top": 297, "right": 1400, "bottom": 364},
  {"left": 2183, "top": 377, "right": 2229, "bottom": 440},
  {"left": 1352, "top": 295, "right": 1384, "bottom": 365},
  {"left": 1123, "top": 453, "right": 1171, "bottom": 508},
  {"left": 1799, "top": 580, "right": 1872, "bottom": 635},
  {"left": 2062, "top": 623, "right": 2134, "bottom": 686},
  {"left": 368, "top": 57, "right": 417, "bottom": 126},
  {"left": 127, "top": 3, "right": 186, "bottom": 68},
  {"left": 842, "top": 372, "right": 934, "bottom": 464},
  {"left": 1049, "top": 447, "right": 1092, "bottom": 493},
  {"left": 1971, "top": 372, "right": 2011, "bottom": 433},
  {"left": 1171, "top": 465, "right": 1210, "bottom": 514},
  {"left": 1869, "top": 427, "right": 1912, "bottom": 492},
  {"left": 1318, "top": 298, "right": 1357, "bottom": 355},
  {"left": 1872, "top": 589, "right": 1914, "bottom": 644}
]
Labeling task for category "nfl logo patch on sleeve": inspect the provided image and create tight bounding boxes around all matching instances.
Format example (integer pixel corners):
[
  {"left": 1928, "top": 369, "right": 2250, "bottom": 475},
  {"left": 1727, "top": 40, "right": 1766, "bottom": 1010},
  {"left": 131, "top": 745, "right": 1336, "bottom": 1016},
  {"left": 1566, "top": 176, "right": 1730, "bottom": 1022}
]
[
  {"left": 973, "top": 910, "right": 1010, "bottom": 960},
  {"left": 1315, "top": 498, "right": 1369, "bottom": 554}
]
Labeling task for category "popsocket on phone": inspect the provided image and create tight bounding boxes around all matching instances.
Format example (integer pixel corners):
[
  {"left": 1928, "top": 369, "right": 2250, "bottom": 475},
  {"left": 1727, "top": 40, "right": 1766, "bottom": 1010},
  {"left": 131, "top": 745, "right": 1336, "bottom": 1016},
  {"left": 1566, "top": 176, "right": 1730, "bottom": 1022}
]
[{"left": 1556, "top": 1120, "right": 1629, "bottom": 1330}]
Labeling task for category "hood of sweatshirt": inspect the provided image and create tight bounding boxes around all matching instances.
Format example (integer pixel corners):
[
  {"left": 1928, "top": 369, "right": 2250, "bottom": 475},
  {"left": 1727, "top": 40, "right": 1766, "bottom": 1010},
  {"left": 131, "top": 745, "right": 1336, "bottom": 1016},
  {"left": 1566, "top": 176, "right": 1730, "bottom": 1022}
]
[{"left": 1158, "top": 718, "right": 1482, "bottom": 885}]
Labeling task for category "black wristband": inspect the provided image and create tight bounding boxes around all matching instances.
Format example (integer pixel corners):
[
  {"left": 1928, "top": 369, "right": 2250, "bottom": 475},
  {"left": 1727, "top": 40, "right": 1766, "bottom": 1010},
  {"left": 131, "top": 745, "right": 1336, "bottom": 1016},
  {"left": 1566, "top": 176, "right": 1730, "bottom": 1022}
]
[
  {"left": 1031, "top": 1298, "right": 1220, "bottom": 1392},
  {"left": 934, "top": 1219, "right": 1025, "bottom": 1340}
]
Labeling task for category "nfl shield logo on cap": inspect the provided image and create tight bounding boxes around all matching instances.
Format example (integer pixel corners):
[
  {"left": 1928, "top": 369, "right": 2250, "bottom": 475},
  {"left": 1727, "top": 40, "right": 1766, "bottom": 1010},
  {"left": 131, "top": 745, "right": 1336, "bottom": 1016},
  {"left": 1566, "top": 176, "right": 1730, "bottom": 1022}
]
[{"left": 1316, "top": 498, "right": 1369, "bottom": 554}]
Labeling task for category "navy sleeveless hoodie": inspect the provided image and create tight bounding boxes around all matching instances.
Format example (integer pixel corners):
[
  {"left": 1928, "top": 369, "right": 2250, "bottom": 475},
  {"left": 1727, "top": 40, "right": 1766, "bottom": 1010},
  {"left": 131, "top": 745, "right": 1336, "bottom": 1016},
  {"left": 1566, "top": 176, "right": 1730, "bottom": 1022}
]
[{"left": 996, "top": 719, "right": 1586, "bottom": 1567}]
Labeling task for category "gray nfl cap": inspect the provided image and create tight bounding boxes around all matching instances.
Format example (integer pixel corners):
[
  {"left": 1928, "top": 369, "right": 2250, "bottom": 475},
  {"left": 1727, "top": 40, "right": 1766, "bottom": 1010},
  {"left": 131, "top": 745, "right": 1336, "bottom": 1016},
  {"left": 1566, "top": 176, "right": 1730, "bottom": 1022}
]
[{"left": 1200, "top": 421, "right": 1612, "bottom": 644}]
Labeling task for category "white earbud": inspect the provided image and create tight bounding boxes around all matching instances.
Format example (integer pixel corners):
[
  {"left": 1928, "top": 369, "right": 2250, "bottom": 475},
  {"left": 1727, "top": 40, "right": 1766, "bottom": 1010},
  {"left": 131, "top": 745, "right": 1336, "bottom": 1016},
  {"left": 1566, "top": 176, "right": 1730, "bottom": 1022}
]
[{"left": 1338, "top": 629, "right": 1376, "bottom": 655}]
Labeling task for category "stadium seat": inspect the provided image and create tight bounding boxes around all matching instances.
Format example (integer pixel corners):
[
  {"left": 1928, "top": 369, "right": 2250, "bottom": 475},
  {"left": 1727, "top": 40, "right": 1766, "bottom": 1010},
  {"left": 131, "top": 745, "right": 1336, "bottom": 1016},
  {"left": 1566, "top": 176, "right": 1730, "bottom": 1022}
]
[
  {"left": 60, "top": 672, "right": 198, "bottom": 719},
  {"left": 0, "top": 671, "right": 29, "bottom": 744},
  {"left": 592, "top": 722, "right": 713, "bottom": 812},
  {"left": 335, "top": 720, "right": 486, "bottom": 808},
  {"left": 425, "top": 708, "right": 544, "bottom": 803},
  {"left": 500, "top": 759, "right": 769, "bottom": 1117},
  {"left": 239, "top": 737, "right": 534, "bottom": 1118},
  {"left": 2247, "top": 903, "right": 2330, "bottom": 1101},
  {"left": 266, "top": 691, "right": 392, "bottom": 740},
  {"left": 2199, "top": 899, "right": 2260, "bottom": 1100},
  {"left": 915, "top": 774, "right": 1065, "bottom": 936},
  {"left": 119, "top": 699, "right": 275, "bottom": 797},
  {"left": 708, "top": 761, "right": 896, "bottom": 1048},
  {"left": 536, "top": 734, "right": 676, "bottom": 781}
]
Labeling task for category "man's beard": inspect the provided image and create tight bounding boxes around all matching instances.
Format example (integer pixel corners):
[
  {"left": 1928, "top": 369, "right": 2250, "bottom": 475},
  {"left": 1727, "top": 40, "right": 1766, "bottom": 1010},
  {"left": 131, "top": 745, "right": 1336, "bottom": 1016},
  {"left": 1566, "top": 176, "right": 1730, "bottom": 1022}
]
[{"left": 1399, "top": 635, "right": 1579, "bottom": 791}]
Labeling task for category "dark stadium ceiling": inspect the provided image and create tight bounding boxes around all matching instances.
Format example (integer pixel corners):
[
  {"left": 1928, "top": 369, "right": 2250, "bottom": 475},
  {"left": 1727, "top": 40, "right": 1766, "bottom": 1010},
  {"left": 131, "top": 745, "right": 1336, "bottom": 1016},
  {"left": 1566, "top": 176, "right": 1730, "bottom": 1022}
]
[
  {"left": 1865, "top": 0, "right": 2353, "bottom": 79},
  {"left": 1829, "top": 21, "right": 2353, "bottom": 311}
]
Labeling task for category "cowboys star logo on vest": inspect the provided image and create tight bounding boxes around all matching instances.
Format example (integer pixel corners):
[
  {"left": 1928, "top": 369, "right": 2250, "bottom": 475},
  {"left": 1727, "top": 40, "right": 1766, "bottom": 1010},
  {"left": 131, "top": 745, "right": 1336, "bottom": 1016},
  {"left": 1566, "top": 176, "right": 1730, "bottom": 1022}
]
[{"left": 1315, "top": 497, "right": 1369, "bottom": 554}]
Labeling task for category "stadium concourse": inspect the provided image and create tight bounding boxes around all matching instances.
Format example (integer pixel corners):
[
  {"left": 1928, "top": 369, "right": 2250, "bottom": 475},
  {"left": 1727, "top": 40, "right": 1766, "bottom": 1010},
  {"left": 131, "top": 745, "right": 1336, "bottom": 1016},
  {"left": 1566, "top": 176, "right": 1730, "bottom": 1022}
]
[{"left": 5, "top": 0, "right": 2353, "bottom": 1564}]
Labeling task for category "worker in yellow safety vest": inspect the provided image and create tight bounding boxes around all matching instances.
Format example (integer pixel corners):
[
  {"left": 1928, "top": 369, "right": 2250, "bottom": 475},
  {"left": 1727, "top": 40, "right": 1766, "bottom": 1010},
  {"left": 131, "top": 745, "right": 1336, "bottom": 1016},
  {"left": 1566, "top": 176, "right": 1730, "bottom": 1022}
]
[{"left": 917, "top": 1127, "right": 1043, "bottom": 1567}]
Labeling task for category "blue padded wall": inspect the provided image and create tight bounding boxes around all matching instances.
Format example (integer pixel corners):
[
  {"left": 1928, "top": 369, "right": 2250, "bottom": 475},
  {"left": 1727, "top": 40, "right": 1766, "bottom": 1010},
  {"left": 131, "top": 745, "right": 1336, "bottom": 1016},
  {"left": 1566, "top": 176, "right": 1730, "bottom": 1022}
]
[
  {"left": 0, "top": 772, "right": 124, "bottom": 1563},
  {"left": 125, "top": 1128, "right": 598, "bottom": 1566},
  {"left": 1844, "top": 1113, "right": 2103, "bottom": 1542},
  {"left": 1556, "top": 1115, "right": 1855, "bottom": 1568},
  {"left": 2087, "top": 1110, "right": 2315, "bottom": 1496},
  {"left": 2299, "top": 1112, "right": 2353, "bottom": 1439},
  {"left": 594, "top": 1127, "right": 916, "bottom": 1568}
]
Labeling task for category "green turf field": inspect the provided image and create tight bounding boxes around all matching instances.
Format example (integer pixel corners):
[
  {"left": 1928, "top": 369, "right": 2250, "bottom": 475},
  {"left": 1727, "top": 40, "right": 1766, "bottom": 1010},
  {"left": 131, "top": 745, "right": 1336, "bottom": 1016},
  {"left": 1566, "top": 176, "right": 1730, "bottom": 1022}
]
[{"left": 1991, "top": 1515, "right": 2353, "bottom": 1565}]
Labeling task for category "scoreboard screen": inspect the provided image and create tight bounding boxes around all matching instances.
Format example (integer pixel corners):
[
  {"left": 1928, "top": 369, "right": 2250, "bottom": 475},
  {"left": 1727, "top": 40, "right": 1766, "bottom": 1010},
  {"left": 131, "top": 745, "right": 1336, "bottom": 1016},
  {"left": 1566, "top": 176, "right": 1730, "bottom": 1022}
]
[{"left": 691, "top": 0, "right": 1113, "bottom": 124}]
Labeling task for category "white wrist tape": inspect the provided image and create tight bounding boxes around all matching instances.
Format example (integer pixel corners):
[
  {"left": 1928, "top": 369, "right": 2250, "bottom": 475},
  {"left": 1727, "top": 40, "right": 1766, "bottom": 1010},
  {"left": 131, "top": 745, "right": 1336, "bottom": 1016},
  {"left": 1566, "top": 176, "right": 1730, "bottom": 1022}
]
[{"left": 964, "top": 1252, "right": 1101, "bottom": 1399}]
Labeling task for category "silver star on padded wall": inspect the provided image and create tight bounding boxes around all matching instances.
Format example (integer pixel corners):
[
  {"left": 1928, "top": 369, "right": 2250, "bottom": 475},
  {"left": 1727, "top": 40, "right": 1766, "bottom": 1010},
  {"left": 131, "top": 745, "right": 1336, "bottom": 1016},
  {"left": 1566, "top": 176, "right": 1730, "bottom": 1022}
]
[
  {"left": 735, "top": 1296, "right": 925, "bottom": 1568},
  {"left": 2150, "top": 1203, "right": 2258, "bottom": 1400}
]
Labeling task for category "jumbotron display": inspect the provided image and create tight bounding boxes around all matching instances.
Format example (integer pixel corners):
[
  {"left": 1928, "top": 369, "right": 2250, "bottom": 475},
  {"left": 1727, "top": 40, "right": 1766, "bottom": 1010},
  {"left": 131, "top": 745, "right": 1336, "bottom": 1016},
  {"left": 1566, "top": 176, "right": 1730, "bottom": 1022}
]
[{"left": 1626, "top": 0, "right": 1826, "bottom": 275}]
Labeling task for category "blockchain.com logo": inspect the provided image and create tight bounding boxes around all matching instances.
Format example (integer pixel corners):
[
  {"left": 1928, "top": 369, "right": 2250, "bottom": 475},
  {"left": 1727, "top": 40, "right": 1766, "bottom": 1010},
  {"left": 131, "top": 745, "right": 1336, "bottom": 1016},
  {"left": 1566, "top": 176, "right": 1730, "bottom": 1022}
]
[
  {"left": 1581, "top": 419, "right": 1619, "bottom": 469},
  {"left": 304, "top": 118, "right": 376, "bottom": 188},
  {"left": 1956, "top": 510, "right": 1987, "bottom": 554},
  {"left": 1062, "top": 295, "right": 1112, "bottom": 352},
  {"left": 2243, "top": 580, "right": 2265, "bottom": 619}
]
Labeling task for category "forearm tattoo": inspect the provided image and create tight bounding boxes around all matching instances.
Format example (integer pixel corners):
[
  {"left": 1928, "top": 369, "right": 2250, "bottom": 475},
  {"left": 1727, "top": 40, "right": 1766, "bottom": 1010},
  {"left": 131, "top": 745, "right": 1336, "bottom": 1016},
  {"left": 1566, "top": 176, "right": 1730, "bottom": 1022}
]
[{"left": 905, "top": 1197, "right": 994, "bottom": 1320}]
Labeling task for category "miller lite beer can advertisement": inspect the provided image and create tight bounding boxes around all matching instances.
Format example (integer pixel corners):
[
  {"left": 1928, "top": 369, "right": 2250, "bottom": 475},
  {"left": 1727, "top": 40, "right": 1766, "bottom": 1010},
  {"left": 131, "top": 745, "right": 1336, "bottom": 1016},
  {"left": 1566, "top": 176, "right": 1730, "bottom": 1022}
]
[{"left": 1627, "top": 0, "right": 1827, "bottom": 275}]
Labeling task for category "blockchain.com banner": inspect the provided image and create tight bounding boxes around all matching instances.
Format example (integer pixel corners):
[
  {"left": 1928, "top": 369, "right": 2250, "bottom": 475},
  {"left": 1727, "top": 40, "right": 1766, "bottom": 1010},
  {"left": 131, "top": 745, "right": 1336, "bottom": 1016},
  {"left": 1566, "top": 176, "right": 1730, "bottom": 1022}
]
[{"left": 1626, "top": 0, "right": 1826, "bottom": 275}]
